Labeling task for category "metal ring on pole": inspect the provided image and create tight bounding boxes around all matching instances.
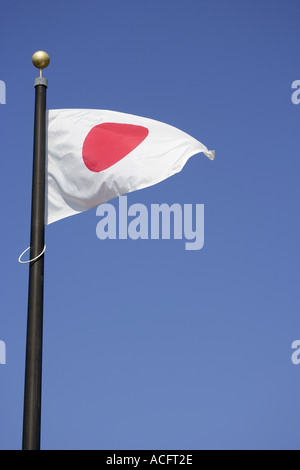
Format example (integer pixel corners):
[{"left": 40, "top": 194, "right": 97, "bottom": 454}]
[{"left": 18, "top": 245, "right": 46, "bottom": 264}]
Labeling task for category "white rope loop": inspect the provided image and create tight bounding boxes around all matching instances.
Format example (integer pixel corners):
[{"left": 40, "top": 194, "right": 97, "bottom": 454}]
[{"left": 18, "top": 245, "right": 46, "bottom": 264}]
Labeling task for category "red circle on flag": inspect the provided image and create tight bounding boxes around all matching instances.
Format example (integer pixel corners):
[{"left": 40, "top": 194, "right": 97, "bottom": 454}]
[{"left": 82, "top": 122, "right": 149, "bottom": 172}]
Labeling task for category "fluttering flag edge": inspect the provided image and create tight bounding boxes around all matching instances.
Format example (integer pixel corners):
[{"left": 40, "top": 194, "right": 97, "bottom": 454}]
[{"left": 45, "top": 108, "right": 215, "bottom": 225}]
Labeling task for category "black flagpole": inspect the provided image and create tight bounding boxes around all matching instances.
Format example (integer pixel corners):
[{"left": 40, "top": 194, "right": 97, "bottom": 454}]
[{"left": 22, "top": 51, "right": 50, "bottom": 451}]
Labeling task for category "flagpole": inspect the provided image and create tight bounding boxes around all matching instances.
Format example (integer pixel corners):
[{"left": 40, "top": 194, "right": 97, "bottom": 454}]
[{"left": 22, "top": 51, "right": 50, "bottom": 451}]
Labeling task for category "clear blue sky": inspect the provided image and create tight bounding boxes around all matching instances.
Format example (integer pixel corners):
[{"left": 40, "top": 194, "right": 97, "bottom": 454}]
[{"left": 1, "top": 0, "right": 300, "bottom": 450}]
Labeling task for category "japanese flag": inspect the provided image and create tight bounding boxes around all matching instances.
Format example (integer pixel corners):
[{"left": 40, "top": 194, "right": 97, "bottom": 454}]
[{"left": 46, "top": 109, "right": 214, "bottom": 225}]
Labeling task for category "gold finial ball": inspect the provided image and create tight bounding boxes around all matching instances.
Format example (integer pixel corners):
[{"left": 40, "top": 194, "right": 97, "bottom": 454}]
[{"left": 32, "top": 51, "right": 50, "bottom": 70}]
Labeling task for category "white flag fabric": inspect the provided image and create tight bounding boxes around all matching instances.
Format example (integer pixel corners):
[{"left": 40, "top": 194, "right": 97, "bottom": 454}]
[{"left": 46, "top": 109, "right": 214, "bottom": 225}]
